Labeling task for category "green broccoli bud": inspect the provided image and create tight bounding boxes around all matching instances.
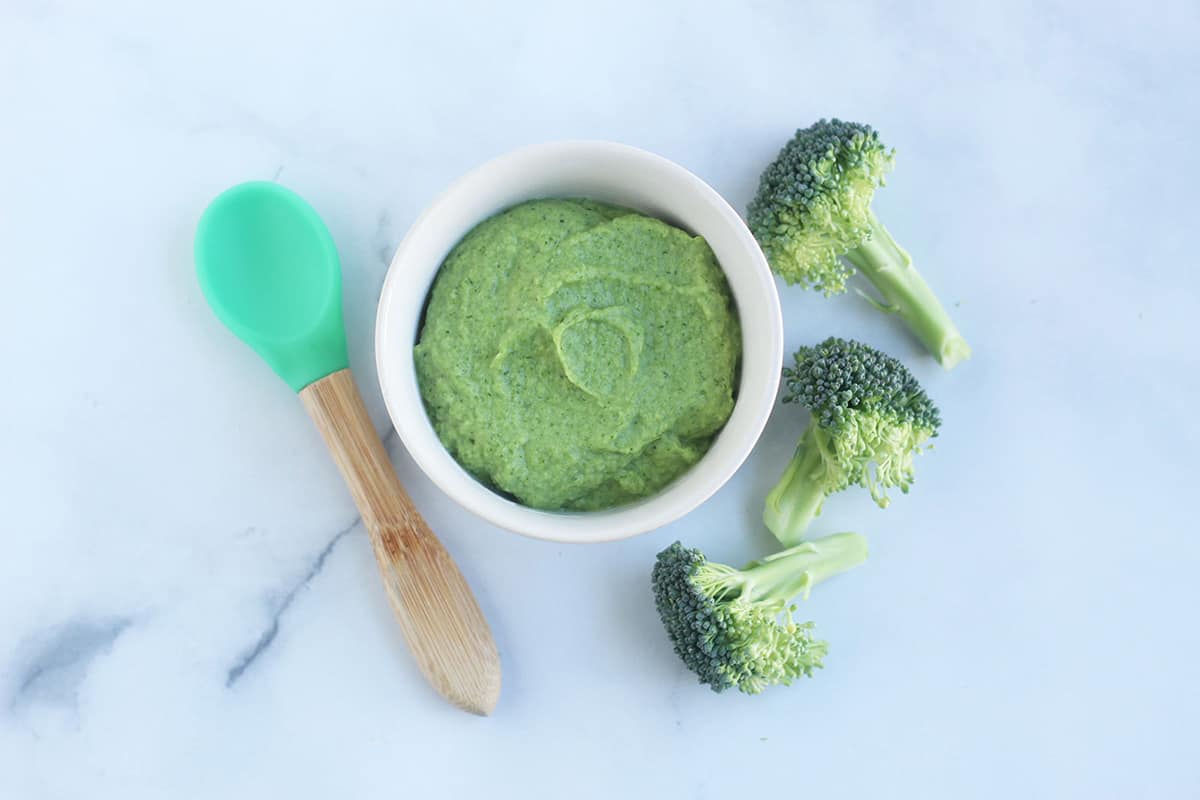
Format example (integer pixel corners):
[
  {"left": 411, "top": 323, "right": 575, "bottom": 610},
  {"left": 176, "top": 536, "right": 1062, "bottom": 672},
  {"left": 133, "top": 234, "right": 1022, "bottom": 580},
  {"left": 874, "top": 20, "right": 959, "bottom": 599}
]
[
  {"left": 651, "top": 533, "right": 868, "bottom": 694},
  {"left": 748, "top": 119, "right": 971, "bottom": 368},
  {"left": 764, "top": 337, "right": 941, "bottom": 546}
]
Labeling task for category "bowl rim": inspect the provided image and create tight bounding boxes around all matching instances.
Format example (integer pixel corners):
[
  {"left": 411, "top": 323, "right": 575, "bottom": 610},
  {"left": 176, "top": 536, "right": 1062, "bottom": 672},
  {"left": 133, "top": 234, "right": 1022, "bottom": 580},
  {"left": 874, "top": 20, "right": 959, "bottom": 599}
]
[{"left": 374, "top": 140, "right": 782, "bottom": 543}]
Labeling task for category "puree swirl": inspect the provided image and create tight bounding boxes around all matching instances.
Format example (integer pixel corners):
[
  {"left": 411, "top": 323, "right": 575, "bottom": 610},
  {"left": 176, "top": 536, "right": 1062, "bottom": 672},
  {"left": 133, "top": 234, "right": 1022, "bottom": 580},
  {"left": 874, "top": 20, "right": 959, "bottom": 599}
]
[{"left": 414, "top": 199, "right": 741, "bottom": 511}]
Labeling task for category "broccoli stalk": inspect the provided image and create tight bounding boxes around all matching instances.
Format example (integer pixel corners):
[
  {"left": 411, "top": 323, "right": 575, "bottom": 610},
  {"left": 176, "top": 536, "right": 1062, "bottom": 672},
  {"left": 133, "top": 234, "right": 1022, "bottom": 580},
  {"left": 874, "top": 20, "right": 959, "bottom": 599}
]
[
  {"left": 763, "top": 425, "right": 830, "bottom": 547},
  {"left": 845, "top": 208, "right": 971, "bottom": 369},
  {"left": 748, "top": 118, "right": 971, "bottom": 369},
  {"left": 765, "top": 337, "right": 942, "bottom": 546},
  {"left": 652, "top": 533, "right": 868, "bottom": 694}
]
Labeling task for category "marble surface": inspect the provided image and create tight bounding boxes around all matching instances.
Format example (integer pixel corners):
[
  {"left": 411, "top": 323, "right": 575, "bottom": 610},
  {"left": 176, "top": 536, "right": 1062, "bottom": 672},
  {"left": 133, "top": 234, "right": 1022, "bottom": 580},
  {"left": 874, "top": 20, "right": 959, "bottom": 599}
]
[{"left": 2, "top": 1, "right": 1197, "bottom": 797}]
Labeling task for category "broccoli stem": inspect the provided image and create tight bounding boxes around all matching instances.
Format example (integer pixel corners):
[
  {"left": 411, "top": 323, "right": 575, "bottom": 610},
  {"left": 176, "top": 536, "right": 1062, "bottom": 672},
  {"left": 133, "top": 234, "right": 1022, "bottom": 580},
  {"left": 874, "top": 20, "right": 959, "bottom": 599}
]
[
  {"left": 740, "top": 532, "right": 869, "bottom": 604},
  {"left": 763, "top": 426, "right": 827, "bottom": 547},
  {"left": 845, "top": 209, "right": 972, "bottom": 369}
]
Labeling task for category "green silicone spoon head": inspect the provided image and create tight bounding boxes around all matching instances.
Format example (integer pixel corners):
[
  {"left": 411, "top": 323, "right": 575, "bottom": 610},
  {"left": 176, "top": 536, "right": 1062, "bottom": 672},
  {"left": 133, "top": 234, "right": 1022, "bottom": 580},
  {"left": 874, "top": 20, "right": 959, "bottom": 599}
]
[{"left": 195, "top": 182, "right": 348, "bottom": 392}]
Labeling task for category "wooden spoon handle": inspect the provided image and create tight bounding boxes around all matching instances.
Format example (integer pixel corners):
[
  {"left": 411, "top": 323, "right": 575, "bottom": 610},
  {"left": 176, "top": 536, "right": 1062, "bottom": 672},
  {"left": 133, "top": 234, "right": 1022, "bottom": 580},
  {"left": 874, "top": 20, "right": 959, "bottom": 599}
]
[{"left": 299, "top": 368, "right": 500, "bottom": 715}]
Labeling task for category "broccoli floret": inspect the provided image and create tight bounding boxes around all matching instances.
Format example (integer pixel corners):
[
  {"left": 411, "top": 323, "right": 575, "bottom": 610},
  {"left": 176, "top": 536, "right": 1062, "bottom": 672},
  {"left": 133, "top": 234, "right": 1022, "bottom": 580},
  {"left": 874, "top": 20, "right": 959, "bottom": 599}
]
[
  {"left": 748, "top": 119, "right": 971, "bottom": 369},
  {"left": 764, "top": 338, "right": 941, "bottom": 546},
  {"left": 651, "top": 533, "right": 868, "bottom": 694}
]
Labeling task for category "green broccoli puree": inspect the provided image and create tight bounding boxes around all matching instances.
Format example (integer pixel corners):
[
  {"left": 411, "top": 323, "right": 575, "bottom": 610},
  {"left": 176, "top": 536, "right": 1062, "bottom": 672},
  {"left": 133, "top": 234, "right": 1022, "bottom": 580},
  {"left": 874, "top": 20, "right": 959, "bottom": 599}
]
[{"left": 414, "top": 199, "right": 741, "bottom": 511}]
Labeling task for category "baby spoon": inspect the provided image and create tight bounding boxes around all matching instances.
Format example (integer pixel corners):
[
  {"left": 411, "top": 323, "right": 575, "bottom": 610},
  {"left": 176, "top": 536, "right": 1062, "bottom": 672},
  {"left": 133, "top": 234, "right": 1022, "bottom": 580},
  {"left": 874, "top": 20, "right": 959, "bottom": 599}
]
[{"left": 195, "top": 181, "right": 500, "bottom": 715}]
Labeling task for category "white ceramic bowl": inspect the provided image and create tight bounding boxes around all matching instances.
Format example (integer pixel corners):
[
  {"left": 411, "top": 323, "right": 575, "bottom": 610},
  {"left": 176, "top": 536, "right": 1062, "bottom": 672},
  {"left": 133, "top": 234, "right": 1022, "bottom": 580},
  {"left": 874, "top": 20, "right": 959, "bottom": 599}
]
[{"left": 375, "top": 141, "right": 783, "bottom": 543}]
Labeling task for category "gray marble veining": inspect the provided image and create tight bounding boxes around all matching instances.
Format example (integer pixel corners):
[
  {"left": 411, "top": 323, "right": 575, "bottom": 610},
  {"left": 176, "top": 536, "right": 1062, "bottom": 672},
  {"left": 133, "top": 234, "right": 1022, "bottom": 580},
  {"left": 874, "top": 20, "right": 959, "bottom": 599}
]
[
  {"left": 225, "top": 518, "right": 361, "bottom": 688},
  {"left": 11, "top": 617, "right": 134, "bottom": 716}
]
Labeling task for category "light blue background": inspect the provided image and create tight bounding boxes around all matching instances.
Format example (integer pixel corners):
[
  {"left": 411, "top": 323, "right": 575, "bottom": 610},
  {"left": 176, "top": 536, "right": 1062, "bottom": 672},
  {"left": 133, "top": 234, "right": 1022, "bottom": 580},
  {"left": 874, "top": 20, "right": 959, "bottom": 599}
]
[{"left": 1, "top": 1, "right": 1197, "bottom": 797}]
